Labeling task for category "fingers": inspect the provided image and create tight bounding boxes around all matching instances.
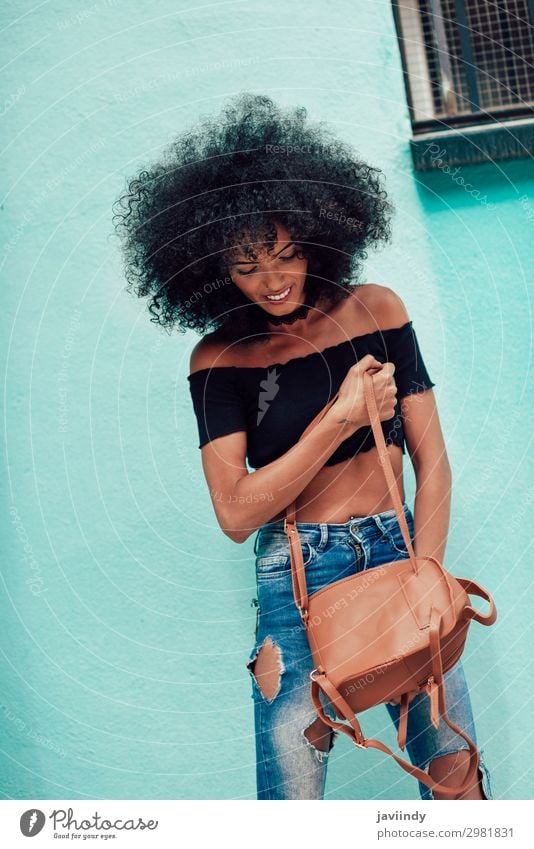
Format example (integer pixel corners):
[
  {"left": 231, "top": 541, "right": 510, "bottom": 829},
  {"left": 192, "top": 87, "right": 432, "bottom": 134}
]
[
  {"left": 378, "top": 360, "right": 396, "bottom": 376},
  {"left": 353, "top": 354, "right": 383, "bottom": 372},
  {"left": 352, "top": 356, "right": 395, "bottom": 378}
]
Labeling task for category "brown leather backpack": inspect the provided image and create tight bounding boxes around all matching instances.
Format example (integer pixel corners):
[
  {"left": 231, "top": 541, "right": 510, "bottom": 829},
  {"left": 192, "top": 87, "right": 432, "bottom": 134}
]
[{"left": 284, "top": 371, "right": 497, "bottom": 798}]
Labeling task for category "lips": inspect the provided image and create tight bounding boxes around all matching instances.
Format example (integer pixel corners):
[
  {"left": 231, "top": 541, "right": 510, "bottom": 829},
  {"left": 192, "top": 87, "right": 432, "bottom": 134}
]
[{"left": 265, "top": 285, "right": 292, "bottom": 303}]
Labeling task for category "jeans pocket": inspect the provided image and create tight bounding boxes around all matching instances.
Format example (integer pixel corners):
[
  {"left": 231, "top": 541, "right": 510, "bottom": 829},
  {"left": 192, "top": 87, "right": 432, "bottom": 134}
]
[
  {"left": 377, "top": 515, "right": 414, "bottom": 556},
  {"left": 256, "top": 540, "right": 315, "bottom": 580}
]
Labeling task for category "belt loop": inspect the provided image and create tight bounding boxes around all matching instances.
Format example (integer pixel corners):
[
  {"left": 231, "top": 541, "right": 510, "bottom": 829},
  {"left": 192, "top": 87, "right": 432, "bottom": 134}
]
[
  {"left": 319, "top": 523, "right": 328, "bottom": 550},
  {"left": 373, "top": 513, "right": 386, "bottom": 535},
  {"left": 348, "top": 516, "right": 361, "bottom": 535}
]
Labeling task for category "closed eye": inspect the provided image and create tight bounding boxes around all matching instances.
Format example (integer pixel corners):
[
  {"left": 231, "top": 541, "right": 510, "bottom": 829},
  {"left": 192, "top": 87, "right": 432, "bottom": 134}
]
[{"left": 237, "top": 250, "right": 298, "bottom": 276}]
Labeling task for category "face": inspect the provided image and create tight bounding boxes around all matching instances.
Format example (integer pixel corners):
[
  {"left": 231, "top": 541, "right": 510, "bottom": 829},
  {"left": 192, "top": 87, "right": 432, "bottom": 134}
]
[{"left": 227, "top": 221, "right": 308, "bottom": 319}]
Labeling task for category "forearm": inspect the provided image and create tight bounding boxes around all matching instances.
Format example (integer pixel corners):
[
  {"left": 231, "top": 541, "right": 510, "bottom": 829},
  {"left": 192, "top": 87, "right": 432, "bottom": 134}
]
[
  {"left": 223, "top": 415, "right": 355, "bottom": 542},
  {"left": 412, "top": 459, "right": 452, "bottom": 563}
]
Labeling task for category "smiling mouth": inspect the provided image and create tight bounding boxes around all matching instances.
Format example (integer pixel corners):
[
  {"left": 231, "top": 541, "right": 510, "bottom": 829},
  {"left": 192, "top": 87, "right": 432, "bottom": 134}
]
[{"left": 264, "top": 285, "right": 292, "bottom": 303}]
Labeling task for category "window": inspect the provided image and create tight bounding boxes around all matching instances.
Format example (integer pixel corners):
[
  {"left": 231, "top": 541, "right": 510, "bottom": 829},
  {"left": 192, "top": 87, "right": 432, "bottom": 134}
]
[{"left": 392, "top": 0, "right": 534, "bottom": 169}]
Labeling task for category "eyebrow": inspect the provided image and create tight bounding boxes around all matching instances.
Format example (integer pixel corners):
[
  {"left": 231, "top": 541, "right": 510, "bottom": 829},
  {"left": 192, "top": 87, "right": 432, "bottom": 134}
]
[{"left": 229, "top": 241, "right": 295, "bottom": 266}]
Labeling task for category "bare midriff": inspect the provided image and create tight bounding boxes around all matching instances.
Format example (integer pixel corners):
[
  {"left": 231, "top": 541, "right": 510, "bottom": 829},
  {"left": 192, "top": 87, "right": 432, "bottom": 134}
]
[{"left": 267, "top": 442, "right": 405, "bottom": 524}]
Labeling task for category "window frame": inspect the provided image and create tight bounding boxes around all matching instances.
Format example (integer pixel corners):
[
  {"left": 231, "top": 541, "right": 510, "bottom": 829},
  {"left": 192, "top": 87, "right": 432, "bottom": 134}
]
[{"left": 391, "top": 0, "right": 534, "bottom": 170}]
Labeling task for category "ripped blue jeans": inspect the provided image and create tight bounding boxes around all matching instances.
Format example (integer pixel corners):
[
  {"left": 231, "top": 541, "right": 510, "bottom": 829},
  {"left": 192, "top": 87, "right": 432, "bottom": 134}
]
[{"left": 246, "top": 503, "right": 493, "bottom": 800}]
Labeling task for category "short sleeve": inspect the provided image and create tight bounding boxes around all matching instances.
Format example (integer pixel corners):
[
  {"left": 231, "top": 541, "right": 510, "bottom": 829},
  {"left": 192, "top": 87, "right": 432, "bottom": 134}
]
[
  {"left": 187, "top": 368, "right": 247, "bottom": 449},
  {"left": 383, "top": 321, "right": 436, "bottom": 399}
]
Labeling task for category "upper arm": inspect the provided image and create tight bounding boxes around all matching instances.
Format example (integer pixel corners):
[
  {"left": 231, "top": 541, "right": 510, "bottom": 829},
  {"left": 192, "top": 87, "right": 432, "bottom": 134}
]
[
  {"left": 363, "top": 285, "right": 448, "bottom": 471},
  {"left": 200, "top": 431, "right": 249, "bottom": 530},
  {"left": 188, "top": 338, "right": 249, "bottom": 532},
  {"left": 401, "top": 389, "right": 450, "bottom": 473}
]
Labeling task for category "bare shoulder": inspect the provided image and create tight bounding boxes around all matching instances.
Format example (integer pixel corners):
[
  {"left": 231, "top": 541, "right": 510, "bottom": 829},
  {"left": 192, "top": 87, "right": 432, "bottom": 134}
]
[
  {"left": 189, "top": 334, "right": 230, "bottom": 375},
  {"left": 350, "top": 283, "right": 410, "bottom": 329}
]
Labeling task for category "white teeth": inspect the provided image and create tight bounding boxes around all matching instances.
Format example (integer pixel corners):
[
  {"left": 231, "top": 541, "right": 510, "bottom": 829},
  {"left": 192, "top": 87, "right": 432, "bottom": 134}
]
[{"left": 266, "top": 286, "right": 291, "bottom": 301}]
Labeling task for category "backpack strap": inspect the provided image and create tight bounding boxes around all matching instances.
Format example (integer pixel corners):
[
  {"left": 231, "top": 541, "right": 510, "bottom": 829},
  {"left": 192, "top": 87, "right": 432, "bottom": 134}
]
[
  {"left": 310, "top": 609, "right": 481, "bottom": 798},
  {"left": 457, "top": 578, "right": 497, "bottom": 626},
  {"left": 310, "top": 672, "right": 480, "bottom": 799}
]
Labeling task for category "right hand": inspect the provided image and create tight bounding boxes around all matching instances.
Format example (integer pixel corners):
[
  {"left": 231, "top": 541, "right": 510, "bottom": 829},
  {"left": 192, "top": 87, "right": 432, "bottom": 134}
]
[{"left": 325, "top": 354, "right": 397, "bottom": 433}]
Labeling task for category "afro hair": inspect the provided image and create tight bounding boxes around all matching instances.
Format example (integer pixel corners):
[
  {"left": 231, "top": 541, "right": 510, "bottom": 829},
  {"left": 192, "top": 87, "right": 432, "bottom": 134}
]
[{"left": 112, "top": 92, "right": 395, "bottom": 346}]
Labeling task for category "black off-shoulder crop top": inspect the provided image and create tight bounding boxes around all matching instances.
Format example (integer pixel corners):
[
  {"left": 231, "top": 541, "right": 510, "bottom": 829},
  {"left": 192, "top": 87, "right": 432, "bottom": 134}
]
[{"left": 187, "top": 321, "right": 435, "bottom": 469}]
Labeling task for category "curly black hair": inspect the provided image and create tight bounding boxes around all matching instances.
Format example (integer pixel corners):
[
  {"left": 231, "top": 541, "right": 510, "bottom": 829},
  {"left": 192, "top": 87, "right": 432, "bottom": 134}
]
[{"left": 112, "top": 92, "right": 395, "bottom": 346}]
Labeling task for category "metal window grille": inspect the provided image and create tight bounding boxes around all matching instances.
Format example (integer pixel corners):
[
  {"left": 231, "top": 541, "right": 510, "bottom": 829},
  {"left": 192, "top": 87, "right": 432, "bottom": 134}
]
[{"left": 392, "top": 0, "right": 534, "bottom": 167}]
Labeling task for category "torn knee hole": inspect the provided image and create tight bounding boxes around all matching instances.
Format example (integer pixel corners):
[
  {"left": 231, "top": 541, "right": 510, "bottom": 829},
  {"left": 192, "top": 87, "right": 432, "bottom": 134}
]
[
  {"left": 428, "top": 750, "right": 487, "bottom": 799},
  {"left": 428, "top": 750, "right": 470, "bottom": 785},
  {"left": 246, "top": 635, "right": 283, "bottom": 702},
  {"left": 303, "top": 716, "right": 336, "bottom": 754}
]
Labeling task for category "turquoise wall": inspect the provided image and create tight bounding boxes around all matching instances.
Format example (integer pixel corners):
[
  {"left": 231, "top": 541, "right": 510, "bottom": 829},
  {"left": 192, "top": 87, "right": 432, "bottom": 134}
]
[{"left": 1, "top": 0, "right": 532, "bottom": 800}]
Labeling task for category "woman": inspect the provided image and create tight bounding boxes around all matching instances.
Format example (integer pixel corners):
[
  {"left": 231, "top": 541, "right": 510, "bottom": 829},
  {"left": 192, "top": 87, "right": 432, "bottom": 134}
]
[{"left": 114, "top": 93, "right": 492, "bottom": 801}]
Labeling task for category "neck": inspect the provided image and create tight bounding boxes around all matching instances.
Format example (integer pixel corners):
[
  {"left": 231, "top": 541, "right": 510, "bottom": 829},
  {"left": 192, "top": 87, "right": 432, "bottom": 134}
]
[{"left": 263, "top": 286, "right": 320, "bottom": 331}]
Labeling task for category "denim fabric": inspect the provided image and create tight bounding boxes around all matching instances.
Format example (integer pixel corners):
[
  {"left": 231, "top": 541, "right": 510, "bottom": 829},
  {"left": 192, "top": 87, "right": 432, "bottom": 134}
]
[{"left": 246, "top": 503, "right": 493, "bottom": 800}]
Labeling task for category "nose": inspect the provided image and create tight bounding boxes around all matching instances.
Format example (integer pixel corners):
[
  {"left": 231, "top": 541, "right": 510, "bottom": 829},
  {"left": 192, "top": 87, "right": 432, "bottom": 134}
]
[{"left": 263, "top": 273, "right": 293, "bottom": 293}]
